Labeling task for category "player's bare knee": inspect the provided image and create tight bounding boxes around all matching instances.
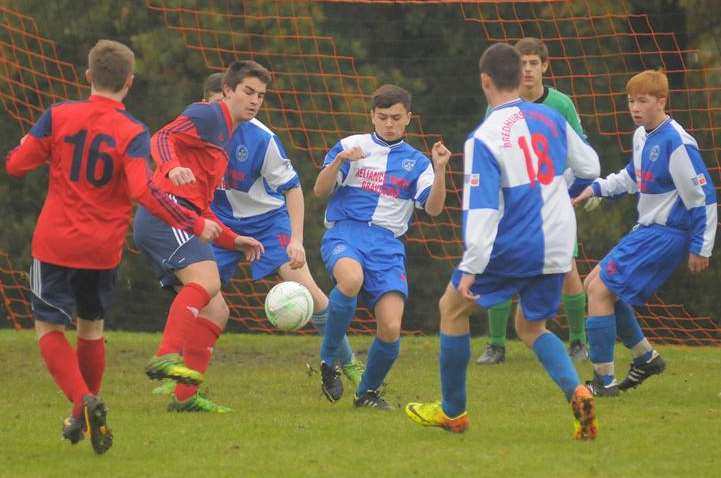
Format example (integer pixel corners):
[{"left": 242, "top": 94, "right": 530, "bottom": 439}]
[
  {"left": 202, "top": 295, "right": 229, "bottom": 329},
  {"left": 76, "top": 318, "right": 104, "bottom": 340}
]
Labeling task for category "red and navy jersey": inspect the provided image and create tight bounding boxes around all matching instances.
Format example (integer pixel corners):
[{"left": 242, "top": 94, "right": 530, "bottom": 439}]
[
  {"left": 5, "top": 95, "right": 204, "bottom": 269},
  {"left": 150, "top": 100, "right": 239, "bottom": 249}
]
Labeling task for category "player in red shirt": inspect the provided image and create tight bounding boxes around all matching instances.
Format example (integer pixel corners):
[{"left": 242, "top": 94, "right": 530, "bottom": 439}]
[
  {"left": 133, "top": 61, "right": 266, "bottom": 413},
  {"left": 4, "top": 40, "right": 221, "bottom": 454}
]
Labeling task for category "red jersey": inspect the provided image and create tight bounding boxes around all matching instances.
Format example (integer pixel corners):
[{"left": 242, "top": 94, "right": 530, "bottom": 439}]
[
  {"left": 151, "top": 100, "right": 239, "bottom": 249},
  {"left": 5, "top": 95, "right": 205, "bottom": 269}
]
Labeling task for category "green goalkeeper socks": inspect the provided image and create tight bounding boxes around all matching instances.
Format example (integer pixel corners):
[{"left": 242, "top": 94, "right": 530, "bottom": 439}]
[
  {"left": 564, "top": 292, "right": 587, "bottom": 343},
  {"left": 487, "top": 299, "right": 512, "bottom": 347}
]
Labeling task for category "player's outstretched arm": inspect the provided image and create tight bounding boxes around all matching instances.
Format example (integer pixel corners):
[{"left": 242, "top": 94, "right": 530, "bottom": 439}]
[
  {"left": 123, "top": 132, "right": 220, "bottom": 241},
  {"left": 313, "top": 145, "right": 364, "bottom": 198},
  {"left": 424, "top": 141, "right": 451, "bottom": 217}
]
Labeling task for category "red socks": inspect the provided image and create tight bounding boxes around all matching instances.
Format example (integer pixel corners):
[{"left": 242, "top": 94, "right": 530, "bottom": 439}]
[
  {"left": 38, "top": 331, "right": 89, "bottom": 417},
  {"left": 175, "top": 318, "right": 222, "bottom": 401},
  {"left": 157, "top": 282, "right": 211, "bottom": 356},
  {"left": 77, "top": 337, "right": 105, "bottom": 396}
]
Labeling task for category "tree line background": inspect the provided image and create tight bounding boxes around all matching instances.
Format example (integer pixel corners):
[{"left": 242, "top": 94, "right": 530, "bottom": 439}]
[{"left": 1, "top": 0, "right": 720, "bottom": 334}]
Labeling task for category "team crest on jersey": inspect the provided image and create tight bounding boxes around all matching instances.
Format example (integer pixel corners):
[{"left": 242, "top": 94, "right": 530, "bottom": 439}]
[
  {"left": 692, "top": 174, "right": 707, "bottom": 186},
  {"left": 649, "top": 145, "right": 660, "bottom": 162},
  {"left": 402, "top": 159, "right": 416, "bottom": 171},
  {"left": 465, "top": 173, "right": 480, "bottom": 187},
  {"left": 236, "top": 145, "right": 249, "bottom": 162}
]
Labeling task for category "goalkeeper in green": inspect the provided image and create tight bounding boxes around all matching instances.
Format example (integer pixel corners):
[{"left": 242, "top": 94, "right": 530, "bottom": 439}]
[{"left": 476, "top": 37, "right": 593, "bottom": 365}]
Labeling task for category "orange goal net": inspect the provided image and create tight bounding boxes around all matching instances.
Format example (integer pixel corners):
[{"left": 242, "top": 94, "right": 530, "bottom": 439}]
[{"left": 1, "top": 1, "right": 720, "bottom": 345}]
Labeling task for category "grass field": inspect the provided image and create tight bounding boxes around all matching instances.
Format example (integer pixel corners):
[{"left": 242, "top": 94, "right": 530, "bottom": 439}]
[{"left": 1, "top": 329, "right": 719, "bottom": 477}]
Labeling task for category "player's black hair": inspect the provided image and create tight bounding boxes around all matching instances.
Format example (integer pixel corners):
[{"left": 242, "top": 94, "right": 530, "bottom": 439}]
[
  {"left": 479, "top": 43, "right": 521, "bottom": 91},
  {"left": 371, "top": 84, "right": 411, "bottom": 112},
  {"left": 223, "top": 60, "right": 271, "bottom": 91}
]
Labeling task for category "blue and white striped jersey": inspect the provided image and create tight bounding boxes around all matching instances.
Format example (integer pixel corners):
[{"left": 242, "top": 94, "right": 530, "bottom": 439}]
[
  {"left": 591, "top": 117, "right": 717, "bottom": 257},
  {"left": 211, "top": 118, "right": 300, "bottom": 228},
  {"left": 460, "top": 99, "right": 600, "bottom": 276},
  {"left": 322, "top": 132, "right": 434, "bottom": 237}
]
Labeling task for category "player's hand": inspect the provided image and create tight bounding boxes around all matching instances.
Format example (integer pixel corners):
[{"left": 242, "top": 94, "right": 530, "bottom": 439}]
[
  {"left": 235, "top": 235, "right": 264, "bottom": 262},
  {"left": 457, "top": 272, "right": 480, "bottom": 301},
  {"left": 286, "top": 238, "right": 306, "bottom": 270},
  {"left": 198, "top": 219, "right": 222, "bottom": 242},
  {"left": 688, "top": 253, "right": 709, "bottom": 273},
  {"left": 583, "top": 196, "right": 603, "bottom": 212},
  {"left": 571, "top": 186, "right": 594, "bottom": 208},
  {"left": 168, "top": 167, "right": 196, "bottom": 186},
  {"left": 431, "top": 141, "right": 451, "bottom": 169},
  {"left": 340, "top": 146, "right": 366, "bottom": 162}
]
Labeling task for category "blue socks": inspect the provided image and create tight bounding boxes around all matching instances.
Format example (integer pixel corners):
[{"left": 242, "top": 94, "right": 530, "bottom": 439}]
[
  {"left": 440, "top": 334, "right": 470, "bottom": 418},
  {"left": 586, "top": 314, "right": 617, "bottom": 385},
  {"left": 356, "top": 337, "right": 399, "bottom": 395},
  {"left": 532, "top": 332, "right": 580, "bottom": 401},
  {"left": 320, "top": 287, "right": 357, "bottom": 365},
  {"left": 614, "top": 301, "right": 647, "bottom": 352},
  {"left": 311, "top": 308, "right": 354, "bottom": 366}
]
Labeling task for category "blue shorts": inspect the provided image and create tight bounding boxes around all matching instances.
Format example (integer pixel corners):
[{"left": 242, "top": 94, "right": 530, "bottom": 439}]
[
  {"left": 450, "top": 269, "right": 564, "bottom": 321},
  {"left": 133, "top": 205, "right": 216, "bottom": 288},
  {"left": 29, "top": 259, "right": 117, "bottom": 326},
  {"left": 599, "top": 224, "right": 688, "bottom": 305},
  {"left": 213, "top": 213, "right": 291, "bottom": 283},
  {"left": 321, "top": 221, "right": 407, "bottom": 308}
]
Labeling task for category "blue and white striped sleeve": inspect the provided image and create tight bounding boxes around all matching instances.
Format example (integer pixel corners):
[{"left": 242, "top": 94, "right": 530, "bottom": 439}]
[
  {"left": 261, "top": 135, "right": 300, "bottom": 193},
  {"left": 669, "top": 144, "right": 717, "bottom": 256},
  {"left": 591, "top": 161, "right": 638, "bottom": 198},
  {"left": 322, "top": 140, "right": 350, "bottom": 187},
  {"left": 413, "top": 160, "right": 434, "bottom": 208},
  {"left": 457, "top": 136, "right": 502, "bottom": 275}
]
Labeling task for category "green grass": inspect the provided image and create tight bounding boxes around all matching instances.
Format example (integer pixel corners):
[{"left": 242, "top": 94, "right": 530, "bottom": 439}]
[{"left": 1, "top": 330, "right": 720, "bottom": 477}]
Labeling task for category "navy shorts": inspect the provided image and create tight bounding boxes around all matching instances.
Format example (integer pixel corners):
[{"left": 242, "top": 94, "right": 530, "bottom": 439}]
[
  {"left": 133, "top": 204, "right": 216, "bottom": 288},
  {"left": 321, "top": 220, "right": 408, "bottom": 308},
  {"left": 599, "top": 224, "right": 688, "bottom": 305},
  {"left": 213, "top": 212, "right": 291, "bottom": 283},
  {"left": 29, "top": 258, "right": 117, "bottom": 326},
  {"left": 450, "top": 268, "right": 564, "bottom": 321}
]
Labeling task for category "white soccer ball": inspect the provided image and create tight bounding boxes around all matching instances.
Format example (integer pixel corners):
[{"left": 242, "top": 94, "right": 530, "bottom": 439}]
[{"left": 264, "top": 281, "right": 314, "bottom": 331}]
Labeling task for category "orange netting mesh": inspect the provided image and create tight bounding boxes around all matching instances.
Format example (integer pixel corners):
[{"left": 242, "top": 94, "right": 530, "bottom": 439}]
[{"left": 1, "top": 1, "right": 720, "bottom": 344}]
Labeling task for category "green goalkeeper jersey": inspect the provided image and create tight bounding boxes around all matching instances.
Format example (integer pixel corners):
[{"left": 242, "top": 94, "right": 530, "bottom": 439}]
[{"left": 486, "top": 86, "right": 584, "bottom": 137}]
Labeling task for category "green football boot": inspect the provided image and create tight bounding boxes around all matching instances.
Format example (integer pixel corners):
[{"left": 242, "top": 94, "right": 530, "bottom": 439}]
[
  {"left": 145, "top": 353, "right": 204, "bottom": 385},
  {"left": 341, "top": 358, "right": 365, "bottom": 387},
  {"left": 152, "top": 379, "right": 176, "bottom": 396},
  {"left": 167, "top": 392, "right": 233, "bottom": 413}
]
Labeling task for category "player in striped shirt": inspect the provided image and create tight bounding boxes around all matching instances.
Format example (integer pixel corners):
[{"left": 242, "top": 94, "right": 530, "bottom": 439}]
[
  {"left": 5, "top": 40, "right": 221, "bottom": 454},
  {"left": 314, "top": 84, "right": 451, "bottom": 408},
  {"left": 573, "top": 70, "right": 717, "bottom": 396},
  {"left": 405, "top": 43, "right": 601, "bottom": 439},
  {"left": 477, "top": 37, "right": 592, "bottom": 365}
]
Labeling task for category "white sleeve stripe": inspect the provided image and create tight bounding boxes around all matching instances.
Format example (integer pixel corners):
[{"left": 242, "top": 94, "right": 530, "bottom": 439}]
[
  {"left": 669, "top": 145, "right": 707, "bottom": 208},
  {"left": 598, "top": 168, "right": 637, "bottom": 196},
  {"left": 414, "top": 164, "right": 434, "bottom": 201},
  {"left": 565, "top": 125, "right": 600, "bottom": 179},
  {"left": 458, "top": 203, "right": 502, "bottom": 274},
  {"left": 701, "top": 204, "right": 717, "bottom": 257}
]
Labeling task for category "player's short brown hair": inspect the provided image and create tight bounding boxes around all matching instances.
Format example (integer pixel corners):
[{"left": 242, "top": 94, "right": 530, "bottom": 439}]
[
  {"left": 223, "top": 60, "right": 272, "bottom": 91},
  {"left": 479, "top": 43, "right": 521, "bottom": 92},
  {"left": 515, "top": 37, "right": 549, "bottom": 63},
  {"left": 88, "top": 39, "right": 135, "bottom": 93},
  {"left": 626, "top": 70, "right": 669, "bottom": 98},
  {"left": 203, "top": 72, "right": 224, "bottom": 101},
  {"left": 371, "top": 84, "right": 411, "bottom": 112}
]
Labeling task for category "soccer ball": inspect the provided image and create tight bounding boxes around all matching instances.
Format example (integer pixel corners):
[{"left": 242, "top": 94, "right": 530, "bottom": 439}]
[{"left": 264, "top": 281, "right": 313, "bottom": 331}]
